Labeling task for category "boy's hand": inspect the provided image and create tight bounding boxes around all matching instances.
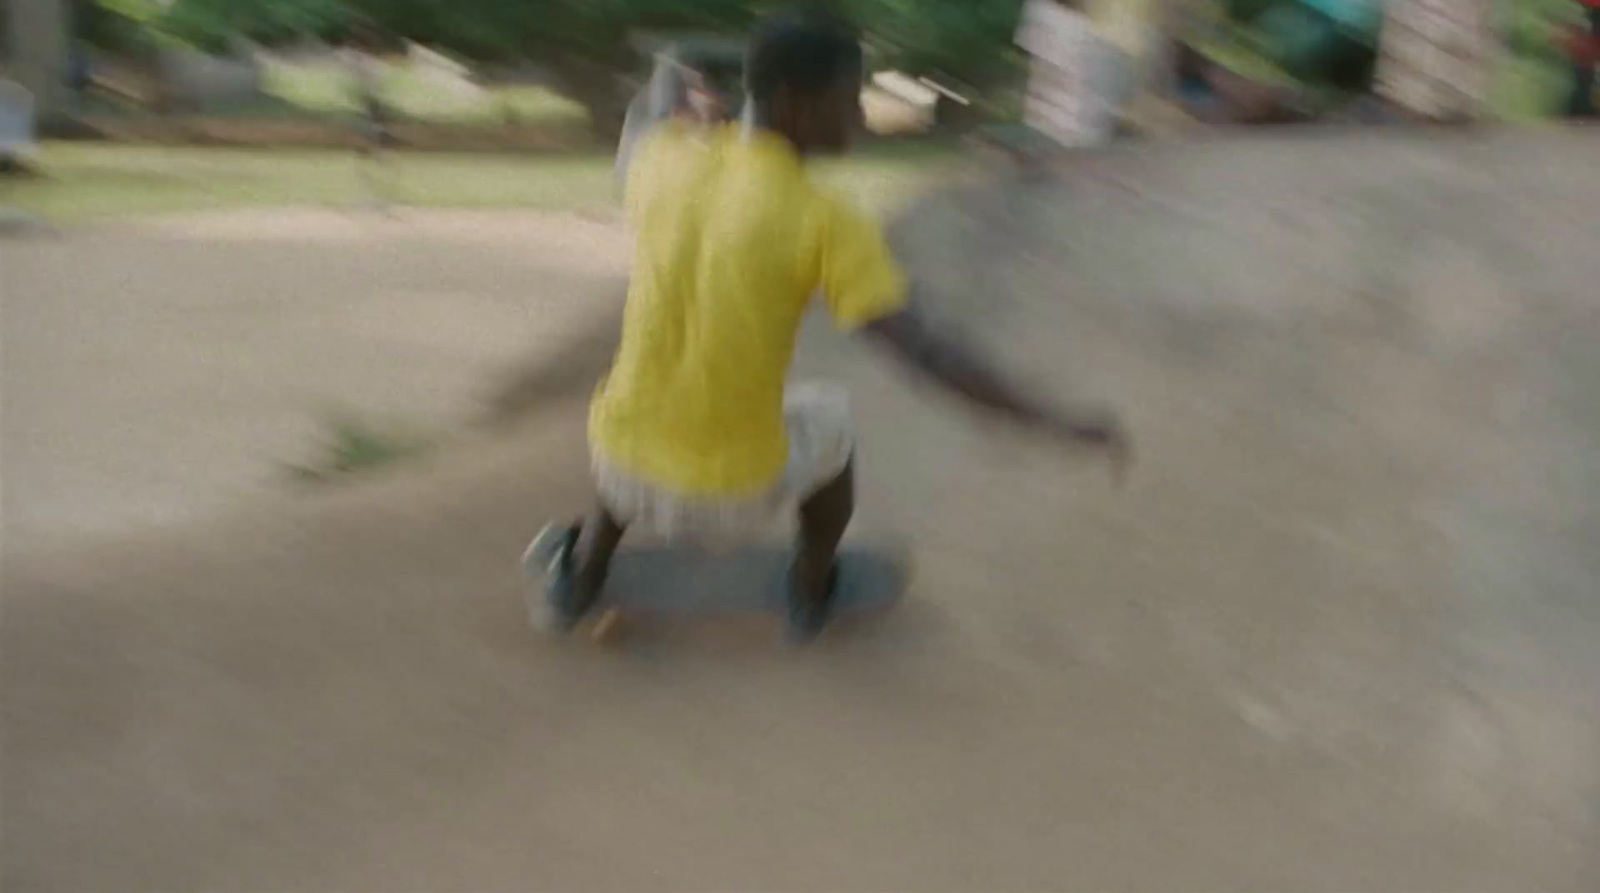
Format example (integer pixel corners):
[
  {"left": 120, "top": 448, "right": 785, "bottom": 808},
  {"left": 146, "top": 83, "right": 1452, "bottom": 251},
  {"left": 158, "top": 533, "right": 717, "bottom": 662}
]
[{"left": 1047, "top": 410, "right": 1132, "bottom": 486}]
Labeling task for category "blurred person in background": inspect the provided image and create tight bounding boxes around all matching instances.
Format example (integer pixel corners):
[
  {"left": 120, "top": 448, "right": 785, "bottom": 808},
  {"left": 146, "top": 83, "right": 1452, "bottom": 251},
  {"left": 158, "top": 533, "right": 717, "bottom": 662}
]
[
  {"left": 533, "top": 6, "right": 1129, "bottom": 643},
  {"left": 1372, "top": 0, "right": 1496, "bottom": 123},
  {"left": 1005, "top": 0, "right": 1169, "bottom": 166},
  {"left": 1015, "top": 0, "right": 1120, "bottom": 152},
  {"left": 343, "top": 20, "right": 392, "bottom": 149},
  {"left": 343, "top": 19, "right": 395, "bottom": 208}
]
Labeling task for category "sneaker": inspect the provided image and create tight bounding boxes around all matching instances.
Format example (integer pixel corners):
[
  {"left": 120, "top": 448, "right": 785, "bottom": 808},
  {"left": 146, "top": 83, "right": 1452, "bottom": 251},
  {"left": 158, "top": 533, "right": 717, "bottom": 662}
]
[
  {"left": 522, "top": 522, "right": 596, "bottom": 632},
  {"left": 785, "top": 563, "right": 840, "bottom": 646}
]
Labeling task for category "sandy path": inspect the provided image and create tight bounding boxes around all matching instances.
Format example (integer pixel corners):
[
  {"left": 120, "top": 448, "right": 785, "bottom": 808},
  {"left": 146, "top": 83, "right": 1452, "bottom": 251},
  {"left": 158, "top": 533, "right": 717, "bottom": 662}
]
[
  {"left": 1, "top": 208, "right": 628, "bottom": 551},
  {"left": 5, "top": 130, "right": 1600, "bottom": 891}
]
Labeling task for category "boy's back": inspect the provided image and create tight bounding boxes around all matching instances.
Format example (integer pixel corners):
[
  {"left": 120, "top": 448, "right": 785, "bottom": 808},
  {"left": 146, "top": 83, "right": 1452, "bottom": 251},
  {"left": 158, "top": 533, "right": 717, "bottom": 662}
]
[{"left": 591, "top": 122, "right": 906, "bottom": 498}]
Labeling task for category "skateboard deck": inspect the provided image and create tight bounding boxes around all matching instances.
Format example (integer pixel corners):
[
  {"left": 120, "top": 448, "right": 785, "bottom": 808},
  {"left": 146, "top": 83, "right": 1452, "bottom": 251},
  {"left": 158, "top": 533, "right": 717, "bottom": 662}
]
[{"left": 522, "top": 529, "right": 908, "bottom": 644}]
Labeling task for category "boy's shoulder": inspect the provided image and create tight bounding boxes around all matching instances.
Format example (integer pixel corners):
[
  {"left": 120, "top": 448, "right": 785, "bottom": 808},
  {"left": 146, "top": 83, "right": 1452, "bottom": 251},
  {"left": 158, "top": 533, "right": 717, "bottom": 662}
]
[
  {"left": 625, "top": 121, "right": 712, "bottom": 203},
  {"left": 633, "top": 120, "right": 702, "bottom": 164}
]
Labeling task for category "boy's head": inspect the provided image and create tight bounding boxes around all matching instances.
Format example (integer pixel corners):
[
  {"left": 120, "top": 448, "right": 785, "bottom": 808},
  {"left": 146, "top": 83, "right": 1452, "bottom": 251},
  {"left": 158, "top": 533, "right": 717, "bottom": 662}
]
[{"left": 745, "top": 7, "right": 865, "bottom": 155}]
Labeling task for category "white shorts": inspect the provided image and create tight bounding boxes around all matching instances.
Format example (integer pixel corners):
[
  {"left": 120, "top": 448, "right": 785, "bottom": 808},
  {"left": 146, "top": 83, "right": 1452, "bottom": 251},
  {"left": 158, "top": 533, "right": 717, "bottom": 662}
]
[{"left": 592, "top": 383, "right": 854, "bottom": 542}]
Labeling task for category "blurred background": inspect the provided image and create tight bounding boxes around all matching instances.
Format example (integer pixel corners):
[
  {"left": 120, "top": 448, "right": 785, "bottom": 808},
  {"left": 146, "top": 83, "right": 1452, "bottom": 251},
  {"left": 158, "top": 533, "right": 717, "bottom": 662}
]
[
  {"left": 2, "top": 0, "right": 1597, "bottom": 214},
  {"left": 2, "top": 0, "right": 1596, "bottom": 158},
  {"left": 3, "top": 0, "right": 1597, "bottom": 218}
]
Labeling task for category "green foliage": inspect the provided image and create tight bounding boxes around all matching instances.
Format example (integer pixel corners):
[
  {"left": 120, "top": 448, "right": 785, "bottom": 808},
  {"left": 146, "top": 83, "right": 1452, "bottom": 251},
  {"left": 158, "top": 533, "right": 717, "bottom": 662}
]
[
  {"left": 116, "top": 0, "right": 1032, "bottom": 86},
  {"left": 156, "top": 0, "right": 352, "bottom": 53},
  {"left": 324, "top": 0, "right": 758, "bottom": 63},
  {"left": 1495, "top": 0, "right": 1589, "bottom": 117},
  {"left": 846, "top": 0, "right": 1028, "bottom": 89},
  {"left": 76, "top": 0, "right": 160, "bottom": 54},
  {"left": 1501, "top": 0, "right": 1585, "bottom": 64},
  {"left": 91, "top": 0, "right": 1042, "bottom": 123},
  {"left": 89, "top": 0, "right": 1599, "bottom": 126},
  {"left": 96, "top": 0, "right": 166, "bottom": 25}
]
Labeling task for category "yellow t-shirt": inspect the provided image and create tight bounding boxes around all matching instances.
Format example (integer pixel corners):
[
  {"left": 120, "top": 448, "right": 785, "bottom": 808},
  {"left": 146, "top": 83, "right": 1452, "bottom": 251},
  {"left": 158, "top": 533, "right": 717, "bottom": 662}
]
[{"left": 590, "top": 123, "right": 909, "bottom": 497}]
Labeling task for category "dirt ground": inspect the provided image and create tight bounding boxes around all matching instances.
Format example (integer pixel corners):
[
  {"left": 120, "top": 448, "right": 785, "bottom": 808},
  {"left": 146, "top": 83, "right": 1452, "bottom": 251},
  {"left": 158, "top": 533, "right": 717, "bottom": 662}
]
[
  {"left": 2, "top": 208, "right": 629, "bottom": 551},
  {"left": 4, "top": 129, "right": 1600, "bottom": 891}
]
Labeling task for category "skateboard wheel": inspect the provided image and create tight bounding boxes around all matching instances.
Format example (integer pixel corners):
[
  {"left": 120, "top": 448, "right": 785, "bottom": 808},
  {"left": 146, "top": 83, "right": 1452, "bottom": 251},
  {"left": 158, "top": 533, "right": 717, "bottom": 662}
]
[
  {"left": 589, "top": 608, "right": 623, "bottom": 645},
  {"left": 524, "top": 596, "right": 562, "bottom": 634}
]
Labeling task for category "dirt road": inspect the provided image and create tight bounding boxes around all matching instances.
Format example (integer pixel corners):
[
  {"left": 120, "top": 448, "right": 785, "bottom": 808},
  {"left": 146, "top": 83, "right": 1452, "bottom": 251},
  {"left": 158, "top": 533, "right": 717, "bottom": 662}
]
[
  {"left": 1, "top": 209, "right": 628, "bottom": 550},
  {"left": 5, "top": 130, "right": 1599, "bottom": 891}
]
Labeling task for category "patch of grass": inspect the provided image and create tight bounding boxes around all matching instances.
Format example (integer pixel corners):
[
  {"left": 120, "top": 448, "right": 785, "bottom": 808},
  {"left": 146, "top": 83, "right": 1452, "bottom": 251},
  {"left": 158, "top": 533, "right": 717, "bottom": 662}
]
[
  {"left": 6, "top": 143, "right": 952, "bottom": 223},
  {"left": 389, "top": 153, "right": 619, "bottom": 210},
  {"left": 288, "top": 415, "right": 434, "bottom": 483},
  {"left": 5, "top": 145, "right": 612, "bottom": 220},
  {"left": 5, "top": 146, "right": 360, "bottom": 220}
]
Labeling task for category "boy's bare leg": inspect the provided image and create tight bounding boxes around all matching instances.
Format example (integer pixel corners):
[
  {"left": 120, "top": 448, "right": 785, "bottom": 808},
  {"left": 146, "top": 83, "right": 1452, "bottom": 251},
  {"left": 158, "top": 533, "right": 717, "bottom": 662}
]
[
  {"left": 790, "top": 459, "right": 854, "bottom": 636},
  {"left": 540, "top": 506, "right": 625, "bottom": 628}
]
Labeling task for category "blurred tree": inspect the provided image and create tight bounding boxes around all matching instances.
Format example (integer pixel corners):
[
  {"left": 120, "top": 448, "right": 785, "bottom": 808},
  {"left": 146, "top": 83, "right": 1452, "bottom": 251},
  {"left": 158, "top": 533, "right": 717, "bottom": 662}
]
[
  {"left": 384, "top": 0, "right": 759, "bottom": 134},
  {"left": 844, "top": 0, "right": 1028, "bottom": 94},
  {"left": 157, "top": 0, "right": 351, "bottom": 53},
  {"left": 132, "top": 0, "right": 1041, "bottom": 132}
]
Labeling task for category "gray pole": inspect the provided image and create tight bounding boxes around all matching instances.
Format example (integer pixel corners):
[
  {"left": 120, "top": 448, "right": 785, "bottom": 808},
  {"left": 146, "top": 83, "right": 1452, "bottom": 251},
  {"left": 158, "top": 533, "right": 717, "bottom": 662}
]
[{"left": 6, "top": 0, "right": 71, "bottom": 122}]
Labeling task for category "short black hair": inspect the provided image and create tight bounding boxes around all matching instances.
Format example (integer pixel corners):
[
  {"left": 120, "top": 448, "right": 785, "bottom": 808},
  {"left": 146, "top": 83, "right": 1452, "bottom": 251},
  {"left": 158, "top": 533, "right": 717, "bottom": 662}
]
[{"left": 745, "top": 6, "right": 864, "bottom": 103}]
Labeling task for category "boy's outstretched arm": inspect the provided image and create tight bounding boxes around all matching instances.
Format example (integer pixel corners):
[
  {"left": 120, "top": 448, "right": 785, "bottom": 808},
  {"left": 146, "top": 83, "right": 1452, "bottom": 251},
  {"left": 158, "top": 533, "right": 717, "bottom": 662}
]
[
  {"left": 861, "top": 301, "right": 1132, "bottom": 482},
  {"left": 815, "top": 192, "right": 1128, "bottom": 480}
]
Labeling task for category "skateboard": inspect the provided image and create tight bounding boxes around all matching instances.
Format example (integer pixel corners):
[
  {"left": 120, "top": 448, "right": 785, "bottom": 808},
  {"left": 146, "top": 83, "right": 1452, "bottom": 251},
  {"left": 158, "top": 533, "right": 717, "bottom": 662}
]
[{"left": 521, "top": 526, "right": 909, "bottom": 645}]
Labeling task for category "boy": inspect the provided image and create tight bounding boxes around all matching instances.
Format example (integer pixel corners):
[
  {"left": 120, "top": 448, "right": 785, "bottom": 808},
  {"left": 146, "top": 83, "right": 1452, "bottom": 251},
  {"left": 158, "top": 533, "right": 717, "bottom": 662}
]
[{"left": 538, "top": 7, "right": 1129, "bottom": 643}]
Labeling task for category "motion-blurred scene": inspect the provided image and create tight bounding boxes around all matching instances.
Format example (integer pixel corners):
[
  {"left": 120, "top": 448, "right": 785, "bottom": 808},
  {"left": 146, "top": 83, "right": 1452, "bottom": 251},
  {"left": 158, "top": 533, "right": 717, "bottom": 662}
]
[{"left": 4, "top": 0, "right": 1599, "bottom": 891}]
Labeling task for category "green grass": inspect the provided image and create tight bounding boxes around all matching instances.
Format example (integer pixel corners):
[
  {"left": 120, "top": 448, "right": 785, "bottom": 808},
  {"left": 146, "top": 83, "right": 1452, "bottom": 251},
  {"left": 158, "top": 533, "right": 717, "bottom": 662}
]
[
  {"left": 2, "top": 143, "right": 951, "bottom": 223},
  {"left": 287, "top": 415, "right": 435, "bottom": 484}
]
